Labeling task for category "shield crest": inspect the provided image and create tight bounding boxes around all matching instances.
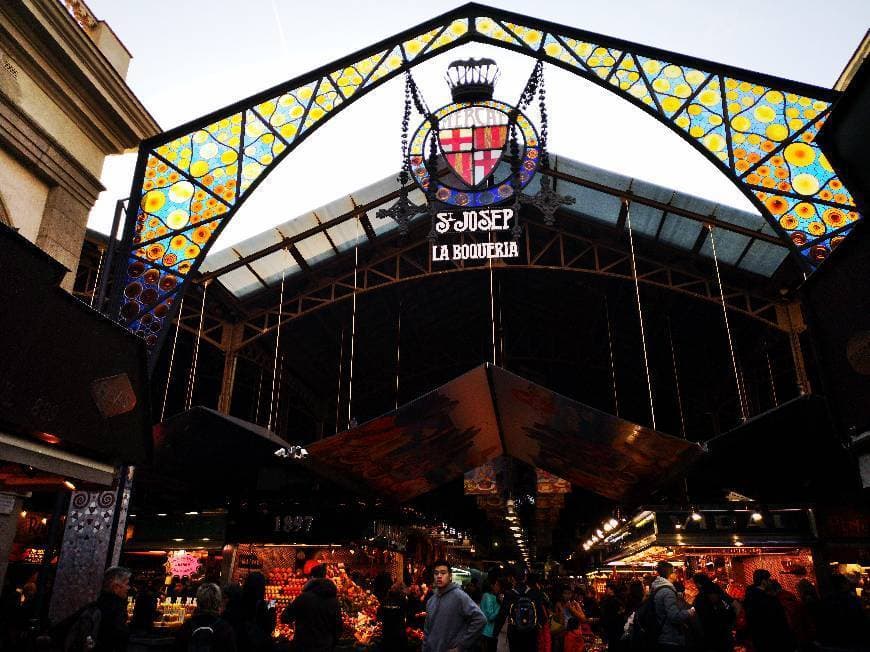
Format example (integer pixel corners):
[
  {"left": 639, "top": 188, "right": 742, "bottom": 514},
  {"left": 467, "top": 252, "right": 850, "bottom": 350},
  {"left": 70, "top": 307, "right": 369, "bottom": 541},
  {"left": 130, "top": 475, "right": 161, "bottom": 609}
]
[{"left": 439, "top": 123, "right": 508, "bottom": 187}]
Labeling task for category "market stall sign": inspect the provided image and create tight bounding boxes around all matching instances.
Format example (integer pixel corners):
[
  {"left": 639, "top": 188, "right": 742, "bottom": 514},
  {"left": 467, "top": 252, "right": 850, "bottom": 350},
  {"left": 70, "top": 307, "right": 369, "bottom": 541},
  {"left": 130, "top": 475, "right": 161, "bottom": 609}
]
[{"left": 168, "top": 552, "right": 200, "bottom": 577}]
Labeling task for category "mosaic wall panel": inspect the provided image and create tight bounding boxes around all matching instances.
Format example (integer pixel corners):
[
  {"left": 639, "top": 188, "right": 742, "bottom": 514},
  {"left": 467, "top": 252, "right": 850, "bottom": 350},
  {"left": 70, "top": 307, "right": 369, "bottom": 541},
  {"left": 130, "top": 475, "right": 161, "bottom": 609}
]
[
  {"left": 49, "top": 488, "right": 122, "bottom": 624},
  {"left": 114, "top": 8, "right": 857, "bottom": 357}
]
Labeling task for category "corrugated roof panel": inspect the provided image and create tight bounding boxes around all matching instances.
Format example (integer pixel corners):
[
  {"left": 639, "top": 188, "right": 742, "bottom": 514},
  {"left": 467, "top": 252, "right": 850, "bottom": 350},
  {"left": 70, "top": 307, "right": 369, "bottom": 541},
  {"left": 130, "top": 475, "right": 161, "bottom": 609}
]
[
  {"left": 712, "top": 204, "right": 765, "bottom": 230},
  {"left": 737, "top": 240, "right": 789, "bottom": 276},
  {"left": 627, "top": 202, "right": 663, "bottom": 237},
  {"left": 658, "top": 213, "right": 703, "bottom": 249}
]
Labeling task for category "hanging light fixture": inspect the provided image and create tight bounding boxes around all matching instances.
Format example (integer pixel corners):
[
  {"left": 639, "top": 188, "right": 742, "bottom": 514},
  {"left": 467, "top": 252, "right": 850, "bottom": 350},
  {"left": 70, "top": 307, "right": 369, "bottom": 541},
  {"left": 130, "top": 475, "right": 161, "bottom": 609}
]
[{"left": 750, "top": 510, "right": 763, "bottom": 523}]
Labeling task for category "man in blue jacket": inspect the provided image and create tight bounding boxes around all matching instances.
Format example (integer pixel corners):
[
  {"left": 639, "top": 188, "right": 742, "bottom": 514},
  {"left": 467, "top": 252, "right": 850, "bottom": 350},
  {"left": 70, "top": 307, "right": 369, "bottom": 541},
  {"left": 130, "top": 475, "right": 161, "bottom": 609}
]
[{"left": 423, "top": 560, "right": 486, "bottom": 652}]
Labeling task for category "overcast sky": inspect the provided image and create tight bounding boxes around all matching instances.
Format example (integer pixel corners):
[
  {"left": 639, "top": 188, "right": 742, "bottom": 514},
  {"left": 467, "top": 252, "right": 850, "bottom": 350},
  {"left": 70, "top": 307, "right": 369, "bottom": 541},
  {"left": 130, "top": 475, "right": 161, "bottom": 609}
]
[{"left": 85, "top": 0, "right": 870, "bottom": 252}]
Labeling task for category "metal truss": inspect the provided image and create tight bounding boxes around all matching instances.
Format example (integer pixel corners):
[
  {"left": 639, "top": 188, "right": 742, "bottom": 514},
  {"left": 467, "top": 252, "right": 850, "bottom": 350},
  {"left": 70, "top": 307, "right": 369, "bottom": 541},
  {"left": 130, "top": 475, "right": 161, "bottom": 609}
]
[
  {"left": 111, "top": 2, "right": 859, "bottom": 360},
  {"left": 217, "top": 219, "right": 784, "bottom": 350}
]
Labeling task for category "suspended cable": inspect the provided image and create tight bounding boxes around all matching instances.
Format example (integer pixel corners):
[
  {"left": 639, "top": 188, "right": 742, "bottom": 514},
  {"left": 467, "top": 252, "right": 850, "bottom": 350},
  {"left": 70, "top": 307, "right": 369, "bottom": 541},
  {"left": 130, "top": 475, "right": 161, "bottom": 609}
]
[
  {"left": 489, "top": 232, "right": 497, "bottom": 366},
  {"left": 625, "top": 202, "right": 656, "bottom": 430},
  {"left": 90, "top": 247, "right": 105, "bottom": 308},
  {"left": 667, "top": 317, "right": 687, "bottom": 438},
  {"left": 185, "top": 281, "right": 209, "bottom": 410},
  {"left": 254, "top": 367, "right": 263, "bottom": 425},
  {"left": 765, "top": 345, "right": 779, "bottom": 407},
  {"left": 604, "top": 295, "right": 619, "bottom": 417},
  {"left": 160, "top": 295, "right": 184, "bottom": 423},
  {"left": 707, "top": 224, "right": 749, "bottom": 422},
  {"left": 348, "top": 217, "right": 360, "bottom": 426},
  {"left": 395, "top": 300, "right": 402, "bottom": 411},
  {"left": 335, "top": 328, "right": 345, "bottom": 434},
  {"left": 268, "top": 261, "right": 287, "bottom": 431},
  {"left": 273, "top": 352, "right": 284, "bottom": 437}
]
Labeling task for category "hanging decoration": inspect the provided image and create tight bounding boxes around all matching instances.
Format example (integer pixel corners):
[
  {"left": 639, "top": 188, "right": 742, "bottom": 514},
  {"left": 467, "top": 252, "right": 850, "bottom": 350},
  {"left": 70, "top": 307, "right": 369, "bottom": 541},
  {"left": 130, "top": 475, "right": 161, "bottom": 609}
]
[{"left": 378, "top": 58, "right": 573, "bottom": 264}]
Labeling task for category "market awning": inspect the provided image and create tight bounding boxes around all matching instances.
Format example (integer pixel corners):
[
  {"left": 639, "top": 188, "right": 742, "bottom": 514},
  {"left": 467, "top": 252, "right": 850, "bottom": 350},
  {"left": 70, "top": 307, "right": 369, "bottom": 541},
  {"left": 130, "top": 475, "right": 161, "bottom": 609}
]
[{"left": 306, "top": 364, "right": 703, "bottom": 501}]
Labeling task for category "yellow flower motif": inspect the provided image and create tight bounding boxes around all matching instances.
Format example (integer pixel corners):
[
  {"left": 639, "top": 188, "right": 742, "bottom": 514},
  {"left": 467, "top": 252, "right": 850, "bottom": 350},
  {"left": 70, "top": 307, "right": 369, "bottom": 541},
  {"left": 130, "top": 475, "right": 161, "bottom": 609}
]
[
  {"left": 754, "top": 105, "right": 776, "bottom": 123},
  {"left": 698, "top": 90, "right": 718, "bottom": 106},
  {"left": 731, "top": 115, "right": 751, "bottom": 132},
  {"left": 663, "top": 65, "right": 682, "bottom": 78},
  {"left": 784, "top": 143, "right": 815, "bottom": 167},
  {"left": 661, "top": 97, "right": 682, "bottom": 113},
  {"left": 166, "top": 209, "right": 189, "bottom": 230},
  {"left": 190, "top": 160, "right": 210, "bottom": 177},
  {"left": 704, "top": 133, "right": 725, "bottom": 152},
  {"left": 643, "top": 60, "right": 661, "bottom": 75},
  {"left": 765, "top": 124, "right": 788, "bottom": 141},
  {"left": 652, "top": 78, "right": 670, "bottom": 93},
  {"left": 792, "top": 173, "right": 820, "bottom": 196},
  {"left": 143, "top": 190, "right": 166, "bottom": 213}
]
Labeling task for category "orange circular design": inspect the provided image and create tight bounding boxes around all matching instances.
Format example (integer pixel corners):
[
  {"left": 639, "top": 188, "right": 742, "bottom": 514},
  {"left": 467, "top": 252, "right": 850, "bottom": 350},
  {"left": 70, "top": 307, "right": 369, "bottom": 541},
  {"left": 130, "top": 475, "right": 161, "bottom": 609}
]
[
  {"left": 227, "top": 179, "right": 236, "bottom": 187},
  {"left": 735, "top": 160, "right": 750, "bottom": 172},
  {"left": 146, "top": 170, "right": 156, "bottom": 179},
  {"left": 780, "top": 215, "right": 798, "bottom": 229},
  {"left": 774, "top": 168, "right": 789, "bottom": 179},
  {"left": 202, "top": 175, "right": 214, "bottom": 186},
  {"left": 834, "top": 193, "right": 846, "bottom": 204},
  {"left": 822, "top": 208, "right": 845, "bottom": 227},
  {"left": 733, "top": 148, "right": 747, "bottom": 159},
  {"left": 757, "top": 166, "right": 771, "bottom": 177},
  {"left": 801, "top": 132, "right": 814, "bottom": 142},
  {"left": 178, "top": 261, "right": 192, "bottom": 274},
  {"left": 206, "top": 198, "right": 217, "bottom": 207},
  {"left": 761, "top": 177, "right": 776, "bottom": 188},
  {"left": 761, "top": 141, "right": 775, "bottom": 153},
  {"left": 156, "top": 178, "right": 168, "bottom": 187},
  {"left": 795, "top": 203, "right": 815, "bottom": 219},
  {"left": 162, "top": 253, "right": 178, "bottom": 267},
  {"left": 831, "top": 179, "right": 842, "bottom": 189},
  {"left": 777, "top": 181, "right": 791, "bottom": 191},
  {"left": 807, "top": 221, "right": 825, "bottom": 236},
  {"left": 191, "top": 227, "right": 210, "bottom": 244},
  {"left": 747, "top": 153, "right": 761, "bottom": 164},
  {"left": 765, "top": 196, "right": 789, "bottom": 215},
  {"left": 146, "top": 158, "right": 157, "bottom": 168},
  {"left": 191, "top": 202, "right": 203, "bottom": 213},
  {"left": 157, "top": 164, "right": 168, "bottom": 173},
  {"left": 144, "top": 181, "right": 155, "bottom": 190},
  {"left": 169, "top": 172, "right": 179, "bottom": 182},
  {"left": 214, "top": 185, "right": 224, "bottom": 194},
  {"left": 146, "top": 243, "right": 165, "bottom": 260},
  {"left": 771, "top": 156, "right": 784, "bottom": 166},
  {"left": 746, "top": 174, "right": 761, "bottom": 185},
  {"left": 819, "top": 190, "right": 833, "bottom": 200},
  {"left": 185, "top": 244, "right": 200, "bottom": 259},
  {"left": 809, "top": 245, "right": 828, "bottom": 263},
  {"left": 170, "top": 235, "right": 186, "bottom": 249}
]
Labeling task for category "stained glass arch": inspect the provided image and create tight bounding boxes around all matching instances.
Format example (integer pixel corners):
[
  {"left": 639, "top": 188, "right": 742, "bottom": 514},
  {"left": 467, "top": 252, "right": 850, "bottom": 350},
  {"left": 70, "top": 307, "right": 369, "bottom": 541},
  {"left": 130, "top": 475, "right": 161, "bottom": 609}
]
[{"left": 110, "top": 2, "right": 859, "bottom": 356}]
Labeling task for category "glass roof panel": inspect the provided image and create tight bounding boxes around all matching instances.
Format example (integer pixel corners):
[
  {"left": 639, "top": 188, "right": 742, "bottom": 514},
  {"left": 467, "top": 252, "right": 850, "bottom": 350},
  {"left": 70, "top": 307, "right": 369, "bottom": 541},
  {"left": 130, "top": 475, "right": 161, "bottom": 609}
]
[
  {"left": 214, "top": 266, "right": 263, "bottom": 297},
  {"left": 327, "top": 219, "right": 366, "bottom": 253},
  {"left": 563, "top": 186, "right": 621, "bottom": 224},
  {"left": 699, "top": 229, "right": 751, "bottom": 265},
  {"left": 295, "top": 232, "right": 335, "bottom": 267},
  {"left": 737, "top": 240, "right": 789, "bottom": 276},
  {"left": 657, "top": 213, "right": 703, "bottom": 249},
  {"left": 627, "top": 202, "right": 663, "bottom": 237},
  {"left": 249, "top": 249, "right": 298, "bottom": 287}
]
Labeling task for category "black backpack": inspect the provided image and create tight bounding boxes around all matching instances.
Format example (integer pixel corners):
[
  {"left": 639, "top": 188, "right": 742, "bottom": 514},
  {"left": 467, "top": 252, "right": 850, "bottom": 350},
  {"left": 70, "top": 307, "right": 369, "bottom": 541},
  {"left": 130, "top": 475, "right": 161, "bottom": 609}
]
[
  {"left": 63, "top": 603, "right": 101, "bottom": 652},
  {"left": 509, "top": 589, "right": 538, "bottom": 633},
  {"left": 628, "top": 586, "right": 674, "bottom": 651},
  {"left": 188, "top": 622, "right": 216, "bottom": 652}
]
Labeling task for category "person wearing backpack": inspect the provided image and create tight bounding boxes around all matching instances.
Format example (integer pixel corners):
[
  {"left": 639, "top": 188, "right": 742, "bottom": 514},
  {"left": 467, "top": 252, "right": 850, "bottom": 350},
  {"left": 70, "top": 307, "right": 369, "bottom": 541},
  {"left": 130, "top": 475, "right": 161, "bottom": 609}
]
[
  {"left": 64, "top": 566, "right": 131, "bottom": 652},
  {"left": 629, "top": 562, "right": 693, "bottom": 652},
  {"left": 173, "top": 583, "right": 236, "bottom": 652},
  {"left": 504, "top": 572, "right": 546, "bottom": 652}
]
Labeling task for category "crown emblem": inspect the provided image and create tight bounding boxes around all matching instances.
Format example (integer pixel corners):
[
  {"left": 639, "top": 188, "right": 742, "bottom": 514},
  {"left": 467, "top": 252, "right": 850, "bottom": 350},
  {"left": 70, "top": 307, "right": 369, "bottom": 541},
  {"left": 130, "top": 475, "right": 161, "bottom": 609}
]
[{"left": 445, "top": 58, "right": 500, "bottom": 102}]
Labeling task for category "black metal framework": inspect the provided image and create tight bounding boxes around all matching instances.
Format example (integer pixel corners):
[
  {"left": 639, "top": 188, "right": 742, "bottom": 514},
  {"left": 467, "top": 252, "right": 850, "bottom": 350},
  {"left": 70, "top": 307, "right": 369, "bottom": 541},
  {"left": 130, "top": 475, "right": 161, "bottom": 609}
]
[{"left": 110, "top": 3, "right": 857, "bottom": 361}]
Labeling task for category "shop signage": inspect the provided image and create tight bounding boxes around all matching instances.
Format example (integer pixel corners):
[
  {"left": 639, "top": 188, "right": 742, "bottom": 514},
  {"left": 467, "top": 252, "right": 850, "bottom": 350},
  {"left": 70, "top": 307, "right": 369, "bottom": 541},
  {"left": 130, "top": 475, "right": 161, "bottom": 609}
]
[
  {"left": 168, "top": 552, "right": 200, "bottom": 577},
  {"left": 273, "top": 515, "right": 315, "bottom": 534},
  {"left": 431, "top": 208, "right": 520, "bottom": 261},
  {"left": 655, "top": 509, "right": 814, "bottom": 536}
]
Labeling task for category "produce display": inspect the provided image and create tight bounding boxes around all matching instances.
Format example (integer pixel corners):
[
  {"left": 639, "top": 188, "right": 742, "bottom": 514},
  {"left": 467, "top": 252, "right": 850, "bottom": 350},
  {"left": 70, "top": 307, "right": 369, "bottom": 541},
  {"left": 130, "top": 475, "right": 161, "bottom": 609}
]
[{"left": 267, "top": 563, "right": 382, "bottom": 646}]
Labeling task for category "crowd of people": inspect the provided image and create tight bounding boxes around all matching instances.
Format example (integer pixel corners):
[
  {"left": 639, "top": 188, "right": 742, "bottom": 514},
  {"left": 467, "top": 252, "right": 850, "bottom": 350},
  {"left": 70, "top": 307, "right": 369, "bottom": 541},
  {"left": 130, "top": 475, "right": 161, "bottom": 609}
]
[
  {"left": 417, "top": 560, "right": 869, "bottom": 652},
  {"left": 5, "top": 559, "right": 867, "bottom": 651}
]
